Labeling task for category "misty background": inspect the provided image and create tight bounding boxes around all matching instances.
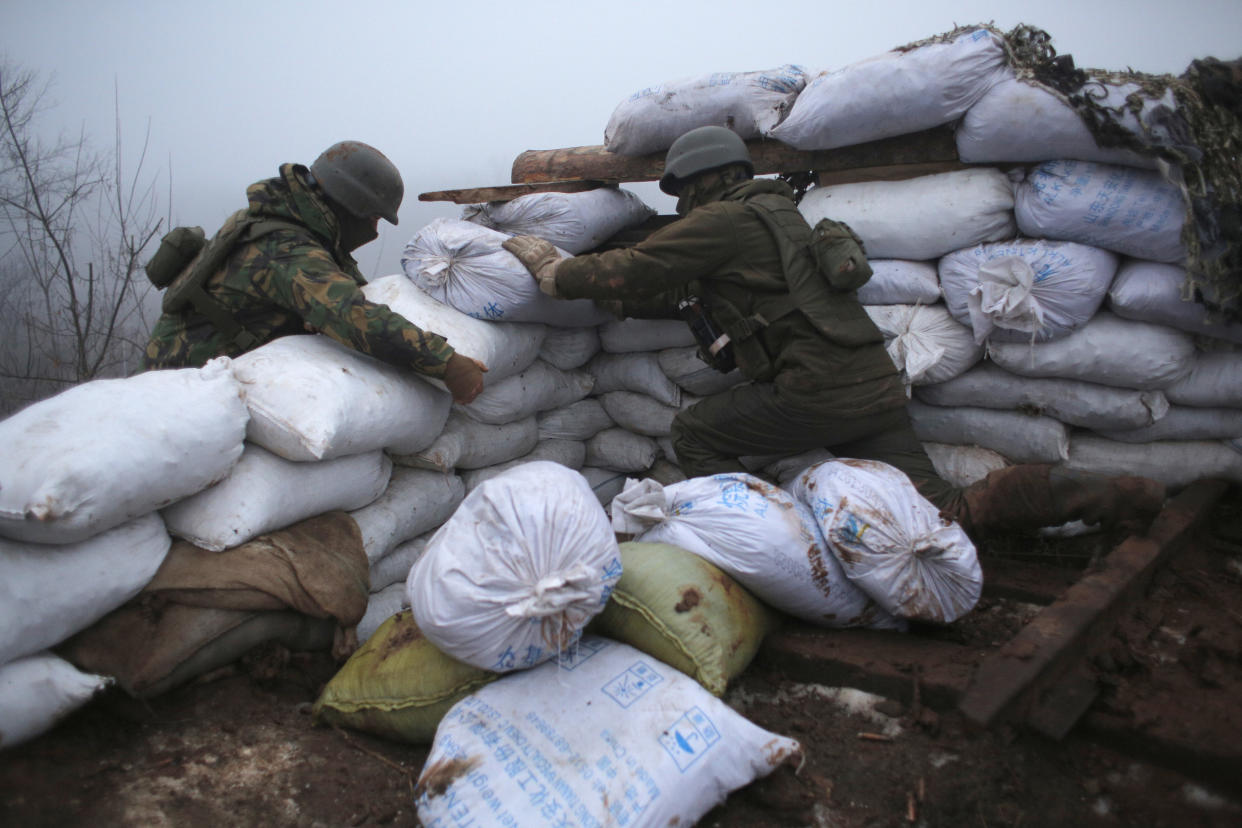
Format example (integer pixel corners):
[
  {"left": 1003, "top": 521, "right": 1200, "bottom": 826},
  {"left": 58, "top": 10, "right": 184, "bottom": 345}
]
[{"left": 1, "top": 0, "right": 1240, "bottom": 411}]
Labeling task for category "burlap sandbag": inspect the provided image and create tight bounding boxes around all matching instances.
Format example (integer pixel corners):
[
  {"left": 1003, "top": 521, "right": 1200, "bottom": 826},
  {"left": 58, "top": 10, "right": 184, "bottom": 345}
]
[
  {"left": 313, "top": 611, "right": 499, "bottom": 744},
  {"left": 586, "top": 541, "right": 774, "bottom": 696},
  {"left": 59, "top": 511, "right": 367, "bottom": 698}
]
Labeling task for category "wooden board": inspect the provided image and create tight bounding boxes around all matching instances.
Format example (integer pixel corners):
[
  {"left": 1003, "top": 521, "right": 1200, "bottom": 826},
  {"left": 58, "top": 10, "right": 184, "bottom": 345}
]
[
  {"left": 417, "top": 179, "right": 613, "bottom": 205},
  {"left": 510, "top": 127, "right": 960, "bottom": 184}
]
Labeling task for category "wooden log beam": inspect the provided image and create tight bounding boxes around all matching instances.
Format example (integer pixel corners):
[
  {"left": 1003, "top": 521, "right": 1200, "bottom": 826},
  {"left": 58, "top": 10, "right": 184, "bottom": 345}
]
[
  {"left": 418, "top": 179, "right": 612, "bottom": 205},
  {"left": 510, "top": 127, "right": 960, "bottom": 184},
  {"left": 957, "top": 479, "right": 1230, "bottom": 733},
  {"left": 756, "top": 623, "right": 975, "bottom": 712}
]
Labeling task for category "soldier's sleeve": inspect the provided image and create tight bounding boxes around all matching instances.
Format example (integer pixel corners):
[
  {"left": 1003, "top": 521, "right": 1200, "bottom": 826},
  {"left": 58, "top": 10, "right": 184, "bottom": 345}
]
[
  {"left": 554, "top": 206, "right": 737, "bottom": 302},
  {"left": 257, "top": 240, "right": 455, "bottom": 378}
]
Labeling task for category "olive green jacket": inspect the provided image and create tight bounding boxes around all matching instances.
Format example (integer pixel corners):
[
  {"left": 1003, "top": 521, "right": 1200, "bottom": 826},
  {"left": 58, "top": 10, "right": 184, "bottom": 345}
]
[
  {"left": 142, "top": 164, "right": 454, "bottom": 376},
  {"left": 554, "top": 179, "right": 906, "bottom": 418}
]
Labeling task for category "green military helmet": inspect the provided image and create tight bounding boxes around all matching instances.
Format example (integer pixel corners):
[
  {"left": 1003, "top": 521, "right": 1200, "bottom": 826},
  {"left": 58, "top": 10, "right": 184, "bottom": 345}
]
[
  {"left": 310, "top": 141, "right": 404, "bottom": 225},
  {"left": 659, "top": 125, "right": 754, "bottom": 195}
]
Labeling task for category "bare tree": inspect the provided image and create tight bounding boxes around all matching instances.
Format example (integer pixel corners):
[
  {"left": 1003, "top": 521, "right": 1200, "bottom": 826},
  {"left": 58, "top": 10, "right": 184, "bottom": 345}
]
[{"left": 0, "top": 57, "right": 163, "bottom": 415}]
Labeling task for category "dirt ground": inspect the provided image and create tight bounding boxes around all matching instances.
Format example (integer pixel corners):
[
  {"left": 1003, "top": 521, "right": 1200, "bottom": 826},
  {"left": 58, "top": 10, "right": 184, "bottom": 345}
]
[{"left": 2, "top": 487, "right": 1241, "bottom": 828}]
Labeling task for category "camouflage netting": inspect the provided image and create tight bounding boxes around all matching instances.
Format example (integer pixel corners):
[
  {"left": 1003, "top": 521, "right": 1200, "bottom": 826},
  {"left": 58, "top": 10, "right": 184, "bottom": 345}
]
[{"left": 906, "top": 24, "right": 1242, "bottom": 325}]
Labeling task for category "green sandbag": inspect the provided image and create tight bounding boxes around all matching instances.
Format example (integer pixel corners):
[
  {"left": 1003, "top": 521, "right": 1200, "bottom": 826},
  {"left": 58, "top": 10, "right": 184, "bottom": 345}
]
[
  {"left": 587, "top": 541, "right": 773, "bottom": 696},
  {"left": 312, "top": 610, "right": 498, "bottom": 743}
]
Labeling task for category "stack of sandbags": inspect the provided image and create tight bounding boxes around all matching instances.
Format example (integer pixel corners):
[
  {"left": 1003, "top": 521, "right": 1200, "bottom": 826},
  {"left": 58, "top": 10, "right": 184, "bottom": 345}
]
[{"left": 0, "top": 360, "right": 247, "bottom": 745}]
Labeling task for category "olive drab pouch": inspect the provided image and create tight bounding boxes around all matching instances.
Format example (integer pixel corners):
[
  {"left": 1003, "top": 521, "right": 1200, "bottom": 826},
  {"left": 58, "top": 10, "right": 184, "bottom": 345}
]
[
  {"left": 145, "top": 225, "right": 206, "bottom": 288},
  {"left": 808, "top": 217, "right": 872, "bottom": 293}
]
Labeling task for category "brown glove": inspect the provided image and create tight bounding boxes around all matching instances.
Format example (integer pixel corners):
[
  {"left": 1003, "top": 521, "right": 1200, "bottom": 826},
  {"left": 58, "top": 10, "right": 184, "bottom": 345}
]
[
  {"left": 442, "top": 353, "right": 488, "bottom": 405},
  {"left": 502, "top": 235, "right": 561, "bottom": 297}
]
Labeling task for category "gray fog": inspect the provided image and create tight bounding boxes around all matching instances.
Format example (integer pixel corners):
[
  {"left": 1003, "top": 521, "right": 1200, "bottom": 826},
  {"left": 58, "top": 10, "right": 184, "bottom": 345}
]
[{"left": 4, "top": 0, "right": 1240, "bottom": 277}]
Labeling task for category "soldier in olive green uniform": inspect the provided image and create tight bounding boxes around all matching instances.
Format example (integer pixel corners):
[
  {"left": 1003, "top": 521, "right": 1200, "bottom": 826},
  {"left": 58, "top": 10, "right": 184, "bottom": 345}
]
[
  {"left": 144, "top": 141, "right": 486, "bottom": 403},
  {"left": 505, "top": 126, "right": 1165, "bottom": 536}
]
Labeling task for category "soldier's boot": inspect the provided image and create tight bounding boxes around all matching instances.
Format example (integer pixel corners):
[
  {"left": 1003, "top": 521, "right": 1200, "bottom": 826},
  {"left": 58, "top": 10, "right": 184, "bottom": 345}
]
[{"left": 960, "top": 463, "right": 1166, "bottom": 537}]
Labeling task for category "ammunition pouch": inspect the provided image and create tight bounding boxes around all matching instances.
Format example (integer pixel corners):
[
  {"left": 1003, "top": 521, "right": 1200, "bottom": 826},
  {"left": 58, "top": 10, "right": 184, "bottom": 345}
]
[
  {"left": 145, "top": 226, "right": 206, "bottom": 288},
  {"left": 808, "top": 217, "right": 872, "bottom": 293}
]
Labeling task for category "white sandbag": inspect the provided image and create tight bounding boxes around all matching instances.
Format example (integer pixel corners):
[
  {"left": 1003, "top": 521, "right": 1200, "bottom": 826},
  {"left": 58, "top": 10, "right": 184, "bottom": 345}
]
[
  {"left": 939, "top": 240, "right": 1119, "bottom": 343},
  {"left": 604, "top": 65, "right": 807, "bottom": 155},
  {"left": 600, "top": 391, "right": 680, "bottom": 437},
  {"left": 0, "top": 653, "right": 111, "bottom": 749},
  {"left": 0, "top": 513, "right": 169, "bottom": 665},
  {"left": 348, "top": 467, "right": 464, "bottom": 564},
  {"left": 987, "top": 311, "right": 1196, "bottom": 390},
  {"left": 1165, "top": 351, "right": 1242, "bottom": 408},
  {"left": 599, "top": 318, "right": 695, "bottom": 352},
  {"left": 789, "top": 459, "right": 981, "bottom": 623},
  {"left": 0, "top": 359, "right": 246, "bottom": 544},
  {"left": 538, "top": 324, "right": 601, "bottom": 369},
  {"left": 908, "top": 399, "right": 1069, "bottom": 463},
  {"left": 417, "top": 636, "right": 801, "bottom": 828},
  {"left": 769, "top": 28, "right": 1009, "bottom": 150},
  {"left": 393, "top": 412, "right": 537, "bottom": 472},
  {"left": 580, "top": 466, "right": 630, "bottom": 506},
  {"left": 657, "top": 346, "right": 747, "bottom": 395},
  {"left": 462, "top": 188, "right": 654, "bottom": 254},
  {"left": 1065, "top": 435, "right": 1242, "bottom": 488},
  {"left": 1014, "top": 160, "right": 1186, "bottom": 263},
  {"left": 588, "top": 351, "right": 682, "bottom": 407},
  {"left": 864, "top": 304, "right": 983, "bottom": 386},
  {"left": 407, "top": 462, "right": 622, "bottom": 672},
  {"left": 1108, "top": 259, "right": 1242, "bottom": 344},
  {"left": 857, "top": 260, "right": 942, "bottom": 305},
  {"left": 799, "top": 168, "right": 1017, "bottom": 261},
  {"left": 1095, "top": 405, "right": 1242, "bottom": 443},
  {"left": 361, "top": 274, "right": 545, "bottom": 384},
  {"left": 458, "top": 360, "right": 594, "bottom": 425},
  {"left": 586, "top": 427, "right": 660, "bottom": 472},
  {"left": 923, "top": 442, "right": 1010, "bottom": 488},
  {"left": 356, "top": 582, "right": 408, "bottom": 645},
  {"left": 537, "top": 399, "right": 615, "bottom": 441},
  {"left": 461, "top": 441, "right": 588, "bottom": 493},
  {"left": 402, "top": 218, "right": 610, "bottom": 327},
  {"left": 162, "top": 444, "right": 391, "bottom": 552},
  {"left": 233, "top": 334, "right": 451, "bottom": 461},
  {"left": 616, "top": 475, "right": 896, "bottom": 629},
  {"left": 956, "top": 77, "right": 1167, "bottom": 168},
  {"left": 369, "top": 535, "right": 429, "bottom": 593},
  {"left": 914, "top": 362, "right": 1169, "bottom": 431}
]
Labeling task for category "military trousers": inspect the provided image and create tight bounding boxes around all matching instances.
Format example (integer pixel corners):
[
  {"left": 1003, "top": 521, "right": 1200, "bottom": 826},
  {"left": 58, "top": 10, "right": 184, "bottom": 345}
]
[{"left": 670, "top": 380, "right": 966, "bottom": 516}]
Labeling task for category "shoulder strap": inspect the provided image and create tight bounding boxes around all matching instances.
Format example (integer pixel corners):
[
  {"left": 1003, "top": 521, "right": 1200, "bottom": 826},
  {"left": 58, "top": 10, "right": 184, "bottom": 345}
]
[{"left": 740, "top": 195, "right": 808, "bottom": 325}]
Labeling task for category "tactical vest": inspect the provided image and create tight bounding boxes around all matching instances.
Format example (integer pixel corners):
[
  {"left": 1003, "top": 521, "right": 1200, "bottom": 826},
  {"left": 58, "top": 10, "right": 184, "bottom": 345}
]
[
  {"left": 698, "top": 189, "right": 885, "bottom": 381},
  {"left": 146, "top": 210, "right": 305, "bottom": 352}
]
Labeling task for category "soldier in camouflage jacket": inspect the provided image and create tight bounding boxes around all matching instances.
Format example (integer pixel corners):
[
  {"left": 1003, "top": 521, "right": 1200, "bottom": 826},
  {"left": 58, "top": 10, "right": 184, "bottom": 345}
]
[{"left": 143, "top": 144, "right": 485, "bottom": 403}]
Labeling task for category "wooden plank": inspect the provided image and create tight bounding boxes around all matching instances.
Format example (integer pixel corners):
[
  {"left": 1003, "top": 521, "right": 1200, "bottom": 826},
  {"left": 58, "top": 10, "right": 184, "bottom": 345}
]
[
  {"left": 812, "top": 160, "right": 972, "bottom": 188},
  {"left": 756, "top": 623, "right": 975, "bottom": 712},
  {"left": 957, "top": 479, "right": 1229, "bottom": 732},
  {"left": 510, "top": 127, "right": 960, "bottom": 184},
  {"left": 418, "top": 179, "right": 612, "bottom": 205},
  {"left": 979, "top": 557, "right": 1081, "bottom": 606}
]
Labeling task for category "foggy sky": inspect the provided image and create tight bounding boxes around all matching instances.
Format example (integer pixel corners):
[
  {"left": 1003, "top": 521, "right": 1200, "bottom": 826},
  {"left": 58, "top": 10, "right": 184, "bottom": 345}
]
[{"left": 4, "top": 0, "right": 1240, "bottom": 277}]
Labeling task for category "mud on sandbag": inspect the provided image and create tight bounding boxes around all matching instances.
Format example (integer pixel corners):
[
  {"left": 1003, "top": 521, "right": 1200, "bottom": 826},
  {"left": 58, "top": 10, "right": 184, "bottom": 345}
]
[
  {"left": 313, "top": 611, "right": 498, "bottom": 745},
  {"left": 586, "top": 541, "right": 774, "bottom": 697}
]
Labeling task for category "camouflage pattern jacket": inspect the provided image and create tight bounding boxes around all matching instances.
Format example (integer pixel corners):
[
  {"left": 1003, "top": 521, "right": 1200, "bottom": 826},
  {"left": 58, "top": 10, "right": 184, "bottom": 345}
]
[
  {"left": 143, "top": 163, "right": 454, "bottom": 377},
  {"left": 553, "top": 177, "right": 907, "bottom": 419}
]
